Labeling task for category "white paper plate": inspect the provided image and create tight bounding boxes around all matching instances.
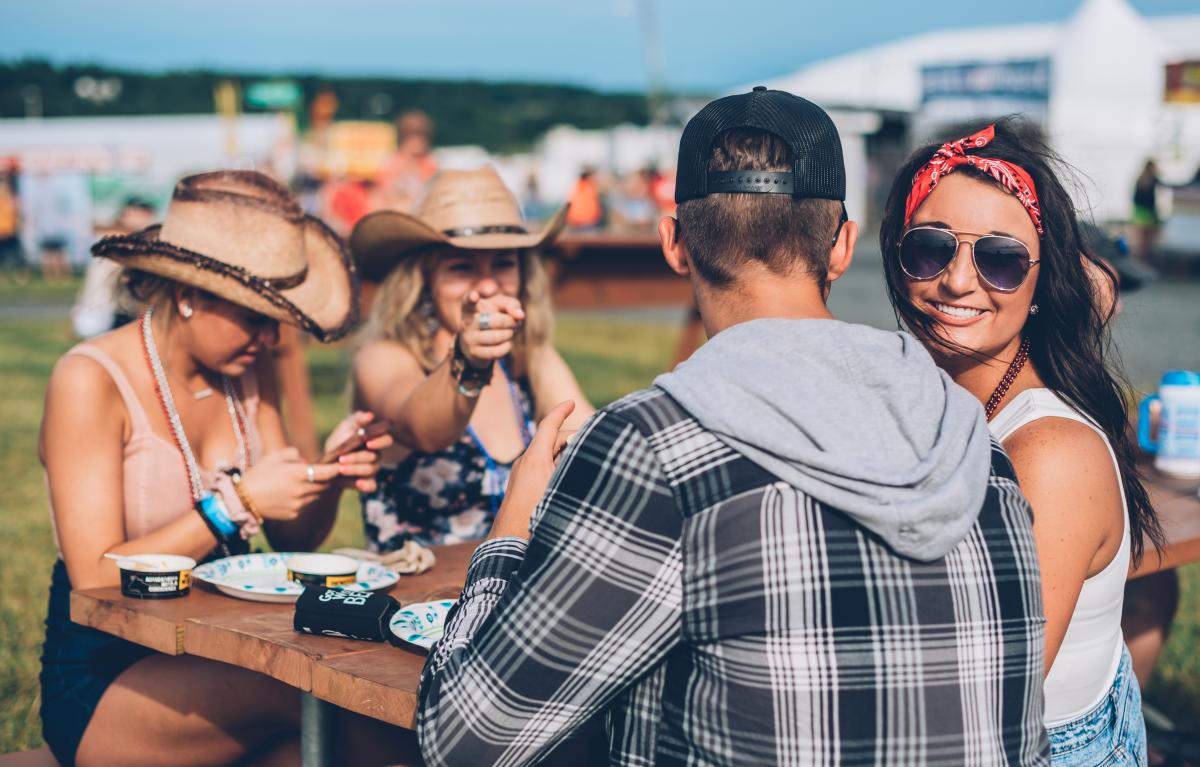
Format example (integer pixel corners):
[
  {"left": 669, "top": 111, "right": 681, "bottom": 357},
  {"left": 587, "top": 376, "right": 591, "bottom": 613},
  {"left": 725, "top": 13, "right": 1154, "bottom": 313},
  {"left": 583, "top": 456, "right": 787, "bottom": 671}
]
[
  {"left": 193, "top": 552, "right": 399, "bottom": 603},
  {"left": 389, "top": 600, "right": 456, "bottom": 651}
]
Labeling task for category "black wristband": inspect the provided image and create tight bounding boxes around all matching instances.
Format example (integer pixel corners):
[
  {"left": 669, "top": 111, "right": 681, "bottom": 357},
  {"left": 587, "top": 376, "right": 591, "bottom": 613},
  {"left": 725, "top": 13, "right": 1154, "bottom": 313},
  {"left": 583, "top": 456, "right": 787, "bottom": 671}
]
[{"left": 450, "top": 336, "right": 494, "bottom": 397}]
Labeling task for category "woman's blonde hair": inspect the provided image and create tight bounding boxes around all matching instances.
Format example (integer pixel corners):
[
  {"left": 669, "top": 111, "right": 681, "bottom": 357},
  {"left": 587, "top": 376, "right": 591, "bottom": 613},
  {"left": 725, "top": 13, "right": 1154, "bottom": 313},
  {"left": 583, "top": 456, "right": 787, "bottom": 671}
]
[{"left": 356, "top": 248, "right": 553, "bottom": 377}]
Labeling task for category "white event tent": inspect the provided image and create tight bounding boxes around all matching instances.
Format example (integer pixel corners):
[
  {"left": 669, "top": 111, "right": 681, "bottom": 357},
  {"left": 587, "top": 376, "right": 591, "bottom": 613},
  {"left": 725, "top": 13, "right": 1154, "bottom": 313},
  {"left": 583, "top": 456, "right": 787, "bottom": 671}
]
[{"left": 751, "top": 0, "right": 1200, "bottom": 222}]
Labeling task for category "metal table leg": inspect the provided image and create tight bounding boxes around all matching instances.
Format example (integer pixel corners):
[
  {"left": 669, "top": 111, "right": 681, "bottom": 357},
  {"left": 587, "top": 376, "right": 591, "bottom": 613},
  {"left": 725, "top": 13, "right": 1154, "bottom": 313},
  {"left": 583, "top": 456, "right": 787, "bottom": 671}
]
[{"left": 301, "top": 692, "right": 334, "bottom": 767}]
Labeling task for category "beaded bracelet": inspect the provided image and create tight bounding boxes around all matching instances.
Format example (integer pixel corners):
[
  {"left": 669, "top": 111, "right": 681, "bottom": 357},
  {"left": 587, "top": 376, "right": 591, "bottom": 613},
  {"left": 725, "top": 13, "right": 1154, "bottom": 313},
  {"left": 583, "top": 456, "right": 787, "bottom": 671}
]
[
  {"left": 228, "top": 472, "right": 264, "bottom": 525},
  {"left": 212, "top": 472, "right": 261, "bottom": 540},
  {"left": 449, "top": 335, "right": 493, "bottom": 398}
]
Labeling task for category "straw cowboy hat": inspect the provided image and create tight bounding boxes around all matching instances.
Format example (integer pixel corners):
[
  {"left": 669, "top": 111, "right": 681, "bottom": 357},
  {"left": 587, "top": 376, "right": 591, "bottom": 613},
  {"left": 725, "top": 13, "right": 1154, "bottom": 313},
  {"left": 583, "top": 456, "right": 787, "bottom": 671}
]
[
  {"left": 350, "top": 166, "right": 568, "bottom": 282},
  {"left": 93, "top": 170, "right": 359, "bottom": 341}
]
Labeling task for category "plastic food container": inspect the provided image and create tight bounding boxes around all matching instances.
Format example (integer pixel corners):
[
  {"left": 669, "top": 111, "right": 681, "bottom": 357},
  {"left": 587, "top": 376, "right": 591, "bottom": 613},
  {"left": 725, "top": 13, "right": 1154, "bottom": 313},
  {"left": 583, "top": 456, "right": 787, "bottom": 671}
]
[
  {"left": 117, "top": 554, "right": 197, "bottom": 599},
  {"left": 286, "top": 553, "right": 360, "bottom": 588}
]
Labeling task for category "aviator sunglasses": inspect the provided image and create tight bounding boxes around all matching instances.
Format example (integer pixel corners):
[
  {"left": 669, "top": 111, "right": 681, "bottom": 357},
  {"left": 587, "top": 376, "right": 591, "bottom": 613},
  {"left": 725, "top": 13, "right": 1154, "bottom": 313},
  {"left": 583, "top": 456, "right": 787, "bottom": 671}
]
[{"left": 898, "top": 226, "right": 1039, "bottom": 292}]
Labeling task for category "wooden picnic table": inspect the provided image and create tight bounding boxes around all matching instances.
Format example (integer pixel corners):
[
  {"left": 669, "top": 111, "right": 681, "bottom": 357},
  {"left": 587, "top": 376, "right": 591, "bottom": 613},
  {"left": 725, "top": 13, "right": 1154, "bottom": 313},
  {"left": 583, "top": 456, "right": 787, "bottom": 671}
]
[
  {"left": 1131, "top": 469, "right": 1200, "bottom": 579},
  {"left": 70, "top": 542, "right": 475, "bottom": 766}
]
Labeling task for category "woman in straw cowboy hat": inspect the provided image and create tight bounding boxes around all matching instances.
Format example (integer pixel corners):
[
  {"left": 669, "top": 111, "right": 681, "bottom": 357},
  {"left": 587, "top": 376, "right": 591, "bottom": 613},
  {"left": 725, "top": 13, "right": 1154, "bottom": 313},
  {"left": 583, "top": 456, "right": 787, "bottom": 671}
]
[
  {"left": 349, "top": 167, "right": 594, "bottom": 551},
  {"left": 38, "top": 171, "right": 406, "bottom": 766}
]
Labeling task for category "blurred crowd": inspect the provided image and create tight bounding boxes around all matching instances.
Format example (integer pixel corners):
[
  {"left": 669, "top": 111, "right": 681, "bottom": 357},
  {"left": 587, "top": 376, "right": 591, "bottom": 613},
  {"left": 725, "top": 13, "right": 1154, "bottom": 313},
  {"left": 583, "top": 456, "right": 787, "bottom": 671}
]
[
  {"left": 295, "top": 108, "right": 678, "bottom": 238},
  {"left": 2, "top": 104, "right": 1197, "bottom": 348}
]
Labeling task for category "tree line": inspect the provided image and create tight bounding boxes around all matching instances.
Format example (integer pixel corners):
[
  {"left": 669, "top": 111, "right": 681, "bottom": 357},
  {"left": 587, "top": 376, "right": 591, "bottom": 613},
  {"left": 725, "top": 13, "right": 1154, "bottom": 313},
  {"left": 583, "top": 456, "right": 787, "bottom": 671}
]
[{"left": 0, "top": 59, "right": 653, "bottom": 152}]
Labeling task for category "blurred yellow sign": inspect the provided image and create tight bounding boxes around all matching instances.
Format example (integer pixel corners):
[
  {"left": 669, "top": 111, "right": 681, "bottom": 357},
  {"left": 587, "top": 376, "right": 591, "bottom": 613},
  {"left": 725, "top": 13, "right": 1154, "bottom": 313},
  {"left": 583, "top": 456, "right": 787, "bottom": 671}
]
[
  {"left": 213, "top": 80, "right": 241, "bottom": 157},
  {"left": 1165, "top": 61, "right": 1200, "bottom": 104},
  {"left": 317, "top": 121, "right": 396, "bottom": 179}
]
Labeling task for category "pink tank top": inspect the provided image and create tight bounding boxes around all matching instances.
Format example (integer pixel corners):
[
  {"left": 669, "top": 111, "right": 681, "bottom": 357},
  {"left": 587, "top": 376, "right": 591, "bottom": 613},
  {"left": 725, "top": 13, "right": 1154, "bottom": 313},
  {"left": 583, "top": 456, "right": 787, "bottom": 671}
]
[{"left": 48, "top": 344, "right": 263, "bottom": 555}]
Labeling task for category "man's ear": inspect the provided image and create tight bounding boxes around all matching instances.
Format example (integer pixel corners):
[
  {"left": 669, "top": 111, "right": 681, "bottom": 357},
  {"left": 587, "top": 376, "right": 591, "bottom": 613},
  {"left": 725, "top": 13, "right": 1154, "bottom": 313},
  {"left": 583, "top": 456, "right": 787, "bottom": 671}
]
[
  {"left": 826, "top": 219, "right": 858, "bottom": 287},
  {"left": 658, "top": 216, "right": 691, "bottom": 277}
]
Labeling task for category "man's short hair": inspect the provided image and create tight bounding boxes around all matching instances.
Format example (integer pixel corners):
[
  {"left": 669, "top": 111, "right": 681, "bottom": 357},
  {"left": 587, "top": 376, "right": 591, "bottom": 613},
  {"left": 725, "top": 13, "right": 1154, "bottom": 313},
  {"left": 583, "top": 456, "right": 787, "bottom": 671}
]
[{"left": 677, "top": 128, "right": 843, "bottom": 287}]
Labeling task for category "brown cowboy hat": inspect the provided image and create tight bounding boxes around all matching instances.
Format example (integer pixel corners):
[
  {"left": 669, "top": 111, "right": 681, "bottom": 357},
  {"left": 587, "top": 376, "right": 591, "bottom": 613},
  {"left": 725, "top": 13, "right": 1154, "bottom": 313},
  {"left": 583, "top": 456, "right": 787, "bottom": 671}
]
[
  {"left": 92, "top": 171, "right": 359, "bottom": 341},
  {"left": 350, "top": 166, "right": 568, "bottom": 282}
]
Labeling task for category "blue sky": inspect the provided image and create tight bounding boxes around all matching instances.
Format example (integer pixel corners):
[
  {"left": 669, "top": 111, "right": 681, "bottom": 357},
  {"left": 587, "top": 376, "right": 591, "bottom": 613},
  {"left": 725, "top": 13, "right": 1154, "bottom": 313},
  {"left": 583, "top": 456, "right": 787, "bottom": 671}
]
[{"left": 2, "top": 0, "right": 1196, "bottom": 92}]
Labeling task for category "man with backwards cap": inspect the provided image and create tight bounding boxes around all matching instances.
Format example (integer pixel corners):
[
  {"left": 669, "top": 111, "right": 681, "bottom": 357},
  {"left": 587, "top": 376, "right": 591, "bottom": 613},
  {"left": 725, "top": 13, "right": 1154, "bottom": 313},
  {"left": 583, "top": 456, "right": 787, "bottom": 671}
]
[{"left": 417, "top": 88, "right": 1049, "bottom": 766}]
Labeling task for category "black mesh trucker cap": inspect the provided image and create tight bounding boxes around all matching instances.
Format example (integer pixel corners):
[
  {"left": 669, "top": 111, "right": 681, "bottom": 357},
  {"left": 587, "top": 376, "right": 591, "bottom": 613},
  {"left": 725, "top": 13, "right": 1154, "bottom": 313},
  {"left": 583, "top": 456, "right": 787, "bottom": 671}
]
[{"left": 675, "top": 86, "right": 846, "bottom": 204}]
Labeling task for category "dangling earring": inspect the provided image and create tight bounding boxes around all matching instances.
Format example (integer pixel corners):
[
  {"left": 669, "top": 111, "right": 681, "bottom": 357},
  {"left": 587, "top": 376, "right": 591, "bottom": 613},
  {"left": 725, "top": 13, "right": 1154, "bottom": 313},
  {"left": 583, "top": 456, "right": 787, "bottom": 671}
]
[
  {"left": 417, "top": 290, "right": 439, "bottom": 334},
  {"left": 1029, "top": 304, "right": 1039, "bottom": 316},
  {"left": 180, "top": 303, "right": 194, "bottom": 319}
]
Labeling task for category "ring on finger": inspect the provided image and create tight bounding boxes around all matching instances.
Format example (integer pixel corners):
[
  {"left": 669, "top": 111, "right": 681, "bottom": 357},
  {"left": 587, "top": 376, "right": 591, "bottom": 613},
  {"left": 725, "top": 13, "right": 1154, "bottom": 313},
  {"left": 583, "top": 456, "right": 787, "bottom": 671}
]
[
  {"left": 306, "top": 464, "right": 316, "bottom": 483},
  {"left": 478, "top": 312, "right": 492, "bottom": 331}
]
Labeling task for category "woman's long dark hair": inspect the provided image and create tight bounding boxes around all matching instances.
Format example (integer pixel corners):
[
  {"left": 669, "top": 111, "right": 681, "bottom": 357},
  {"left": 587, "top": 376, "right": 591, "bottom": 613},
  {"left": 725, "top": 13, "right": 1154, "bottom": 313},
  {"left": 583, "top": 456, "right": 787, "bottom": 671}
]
[{"left": 879, "top": 116, "right": 1163, "bottom": 565}]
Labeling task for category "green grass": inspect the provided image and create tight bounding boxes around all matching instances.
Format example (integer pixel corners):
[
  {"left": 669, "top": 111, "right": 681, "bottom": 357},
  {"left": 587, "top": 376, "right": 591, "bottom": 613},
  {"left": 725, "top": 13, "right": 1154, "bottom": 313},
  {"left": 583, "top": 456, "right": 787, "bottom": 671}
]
[
  {"left": 1, "top": 311, "right": 1197, "bottom": 752},
  {"left": 0, "top": 318, "right": 72, "bottom": 751},
  {"left": 0, "top": 275, "right": 83, "bottom": 305}
]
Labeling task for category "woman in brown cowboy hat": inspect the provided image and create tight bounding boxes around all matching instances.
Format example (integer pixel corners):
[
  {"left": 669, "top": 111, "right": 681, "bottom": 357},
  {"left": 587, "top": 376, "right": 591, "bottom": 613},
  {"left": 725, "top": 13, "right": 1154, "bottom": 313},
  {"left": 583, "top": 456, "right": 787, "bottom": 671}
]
[
  {"left": 38, "top": 171, "right": 405, "bottom": 766},
  {"left": 349, "top": 167, "right": 595, "bottom": 551}
]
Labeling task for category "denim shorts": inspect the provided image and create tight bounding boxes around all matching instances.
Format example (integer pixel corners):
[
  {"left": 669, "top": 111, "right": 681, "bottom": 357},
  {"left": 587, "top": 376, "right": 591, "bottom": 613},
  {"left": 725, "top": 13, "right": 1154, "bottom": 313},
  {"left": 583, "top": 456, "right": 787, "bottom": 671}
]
[
  {"left": 40, "top": 560, "right": 155, "bottom": 766},
  {"left": 1047, "top": 645, "right": 1147, "bottom": 766}
]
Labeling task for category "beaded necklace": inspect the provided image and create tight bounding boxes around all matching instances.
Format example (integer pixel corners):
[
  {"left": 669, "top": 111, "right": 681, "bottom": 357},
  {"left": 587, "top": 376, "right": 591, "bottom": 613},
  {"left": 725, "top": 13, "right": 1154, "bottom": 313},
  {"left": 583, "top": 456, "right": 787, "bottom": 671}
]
[
  {"left": 984, "top": 336, "right": 1031, "bottom": 421},
  {"left": 138, "top": 308, "right": 250, "bottom": 503}
]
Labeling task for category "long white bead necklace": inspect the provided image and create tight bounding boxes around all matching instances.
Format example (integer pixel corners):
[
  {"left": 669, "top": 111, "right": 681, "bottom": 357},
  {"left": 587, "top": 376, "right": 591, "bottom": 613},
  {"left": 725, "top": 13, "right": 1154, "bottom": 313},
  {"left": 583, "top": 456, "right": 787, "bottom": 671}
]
[{"left": 139, "top": 308, "right": 247, "bottom": 502}]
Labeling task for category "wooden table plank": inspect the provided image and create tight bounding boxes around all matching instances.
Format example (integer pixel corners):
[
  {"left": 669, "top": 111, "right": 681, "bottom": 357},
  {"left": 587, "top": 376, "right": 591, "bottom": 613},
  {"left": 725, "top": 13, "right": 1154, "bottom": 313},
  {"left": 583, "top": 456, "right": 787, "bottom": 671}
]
[
  {"left": 184, "top": 607, "right": 375, "bottom": 689},
  {"left": 69, "top": 584, "right": 266, "bottom": 655},
  {"left": 1132, "top": 471, "right": 1200, "bottom": 579},
  {"left": 181, "top": 543, "right": 474, "bottom": 690},
  {"left": 379, "top": 542, "right": 474, "bottom": 605},
  {"left": 311, "top": 646, "right": 427, "bottom": 729}
]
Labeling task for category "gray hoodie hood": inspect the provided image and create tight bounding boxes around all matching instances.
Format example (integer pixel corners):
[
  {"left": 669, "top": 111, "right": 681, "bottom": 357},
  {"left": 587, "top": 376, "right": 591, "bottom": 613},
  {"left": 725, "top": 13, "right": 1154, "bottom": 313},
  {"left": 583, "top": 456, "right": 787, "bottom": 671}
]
[{"left": 654, "top": 318, "right": 992, "bottom": 561}]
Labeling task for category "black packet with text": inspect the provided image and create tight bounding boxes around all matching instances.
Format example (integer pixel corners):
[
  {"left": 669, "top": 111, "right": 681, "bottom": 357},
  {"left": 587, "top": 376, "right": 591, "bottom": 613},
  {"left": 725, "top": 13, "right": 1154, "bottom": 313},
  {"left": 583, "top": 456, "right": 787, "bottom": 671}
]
[{"left": 293, "top": 587, "right": 400, "bottom": 643}]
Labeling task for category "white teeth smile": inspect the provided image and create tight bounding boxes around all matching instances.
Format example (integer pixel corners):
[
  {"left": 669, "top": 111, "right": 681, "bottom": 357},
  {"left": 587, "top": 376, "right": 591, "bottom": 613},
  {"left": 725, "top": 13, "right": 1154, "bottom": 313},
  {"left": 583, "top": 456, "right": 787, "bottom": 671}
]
[{"left": 933, "top": 302, "right": 984, "bottom": 319}]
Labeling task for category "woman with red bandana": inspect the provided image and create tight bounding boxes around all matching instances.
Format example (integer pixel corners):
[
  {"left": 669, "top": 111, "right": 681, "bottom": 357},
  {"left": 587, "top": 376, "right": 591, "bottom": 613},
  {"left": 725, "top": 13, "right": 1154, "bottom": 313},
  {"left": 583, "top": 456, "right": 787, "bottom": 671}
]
[{"left": 878, "top": 118, "right": 1160, "bottom": 765}]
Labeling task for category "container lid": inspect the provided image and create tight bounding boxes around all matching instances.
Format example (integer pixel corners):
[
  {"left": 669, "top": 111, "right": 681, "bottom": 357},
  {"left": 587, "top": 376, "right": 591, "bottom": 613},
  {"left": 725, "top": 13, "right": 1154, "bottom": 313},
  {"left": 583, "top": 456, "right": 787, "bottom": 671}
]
[
  {"left": 287, "top": 553, "right": 360, "bottom": 575},
  {"left": 1162, "top": 370, "right": 1200, "bottom": 387},
  {"left": 117, "top": 554, "right": 197, "bottom": 572}
]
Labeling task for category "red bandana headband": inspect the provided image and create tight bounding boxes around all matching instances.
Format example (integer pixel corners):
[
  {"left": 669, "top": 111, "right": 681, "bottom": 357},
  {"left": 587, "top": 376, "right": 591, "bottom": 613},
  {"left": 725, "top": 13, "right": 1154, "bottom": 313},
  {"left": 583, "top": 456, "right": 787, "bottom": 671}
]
[{"left": 903, "top": 125, "right": 1043, "bottom": 236}]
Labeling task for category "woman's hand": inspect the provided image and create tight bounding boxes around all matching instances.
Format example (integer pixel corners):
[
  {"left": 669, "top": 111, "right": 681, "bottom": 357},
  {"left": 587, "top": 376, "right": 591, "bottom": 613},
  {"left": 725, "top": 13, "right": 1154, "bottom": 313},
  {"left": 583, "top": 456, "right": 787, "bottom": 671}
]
[
  {"left": 488, "top": 400, "right": 576, "bottom": 541},
  {"left": 239, "top": 412, "right": 393, "bottom": 520},
  {"left": 237, "top": 447, "right": 340, "bottom": 521},
  {"left": 321, "top": 411, "right": 394, "bottom": 494},
  {"left": 458, "top": 280, "right": 526, "bottom": 367}
]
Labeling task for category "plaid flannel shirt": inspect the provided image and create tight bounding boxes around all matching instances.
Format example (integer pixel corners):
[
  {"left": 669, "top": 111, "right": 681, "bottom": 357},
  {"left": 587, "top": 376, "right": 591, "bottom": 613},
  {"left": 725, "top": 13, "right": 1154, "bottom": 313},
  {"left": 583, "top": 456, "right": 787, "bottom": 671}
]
[{"left": 419, "top": 387, "right": 1049, "bottom": 766}]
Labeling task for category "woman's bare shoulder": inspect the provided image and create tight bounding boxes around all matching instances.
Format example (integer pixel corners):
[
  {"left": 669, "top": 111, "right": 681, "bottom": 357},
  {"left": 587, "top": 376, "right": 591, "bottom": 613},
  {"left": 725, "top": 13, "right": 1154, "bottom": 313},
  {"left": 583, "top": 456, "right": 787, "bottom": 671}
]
[
  {"left": 1003, "top": 416, "right": 1122, "bottom": 520},
  {"left": 48, "top": 346, "right": 120, "bottom": 403},
  {"left": 47, "top": 356, "right": 109, "bottom": 407},
  {"left": 525, "top": 342, "right": 560, "bottom": 365},
  {"left": 43, "top": 342, "right": 127, "bottom": 461},
  {"left": 53, "top": 320, "right": 147, "bottom": 401},
  {"left": 49, "top": 323, "right": 142, "bottom": 397},
  {"left": 1004, "top": 416, "right": 1113, "bottom": 469},
  {"left": 354, "top": 339, "right": 424, "bottom": 376},
  {"left": 352, "top": 339, "right": 427, "bottom": 402}
]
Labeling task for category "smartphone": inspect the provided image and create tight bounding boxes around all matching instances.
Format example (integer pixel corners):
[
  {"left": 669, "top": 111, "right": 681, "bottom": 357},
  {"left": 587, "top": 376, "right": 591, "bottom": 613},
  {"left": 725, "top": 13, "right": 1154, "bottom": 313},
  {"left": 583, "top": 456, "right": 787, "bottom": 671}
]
[{"left": 319, "top": 419, "right": 393, "bottom": 464}]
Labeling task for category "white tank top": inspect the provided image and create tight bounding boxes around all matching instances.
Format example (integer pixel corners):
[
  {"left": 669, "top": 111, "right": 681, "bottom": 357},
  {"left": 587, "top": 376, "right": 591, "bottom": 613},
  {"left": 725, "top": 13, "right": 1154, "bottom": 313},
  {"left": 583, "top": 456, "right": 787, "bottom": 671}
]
[{"left": 988, "top": 388, "right": 1130, "bottom": 726}]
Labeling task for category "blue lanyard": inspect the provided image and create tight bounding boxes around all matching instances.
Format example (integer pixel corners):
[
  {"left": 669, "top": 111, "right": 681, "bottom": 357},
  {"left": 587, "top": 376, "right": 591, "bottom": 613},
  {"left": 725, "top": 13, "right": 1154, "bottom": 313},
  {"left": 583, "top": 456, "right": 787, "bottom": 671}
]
[{"left": 466, "top": 361, "right": 534, "bottom": 516}]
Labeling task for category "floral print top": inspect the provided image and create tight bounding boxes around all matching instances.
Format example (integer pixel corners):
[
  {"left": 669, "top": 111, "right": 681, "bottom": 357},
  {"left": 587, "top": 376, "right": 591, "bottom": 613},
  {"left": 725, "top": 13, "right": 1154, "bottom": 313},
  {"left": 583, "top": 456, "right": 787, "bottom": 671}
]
[{"left": 361, "top": 370, "right": 536, "bottom": 550}]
